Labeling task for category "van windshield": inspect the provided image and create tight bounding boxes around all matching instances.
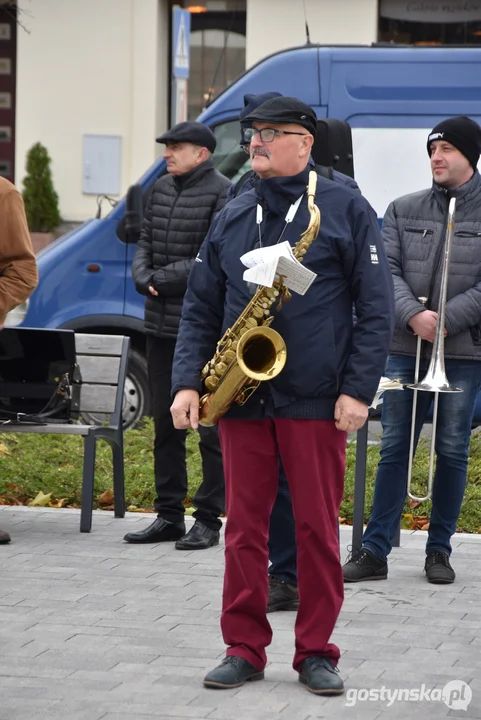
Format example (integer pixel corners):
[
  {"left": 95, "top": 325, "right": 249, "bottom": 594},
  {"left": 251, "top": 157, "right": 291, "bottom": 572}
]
[{"left": 211, "top": 120, "right": 251, "bottom": 182}]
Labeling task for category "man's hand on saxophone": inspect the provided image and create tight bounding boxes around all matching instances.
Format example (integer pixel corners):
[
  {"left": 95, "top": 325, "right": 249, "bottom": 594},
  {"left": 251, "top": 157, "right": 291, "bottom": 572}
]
[{"left": 171, "top": 389, "right": 200, "bottom": 430}]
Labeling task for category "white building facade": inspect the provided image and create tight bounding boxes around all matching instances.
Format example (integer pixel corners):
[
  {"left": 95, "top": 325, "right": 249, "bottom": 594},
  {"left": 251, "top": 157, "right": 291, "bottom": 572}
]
[{"left": 10, "top": 0, "right": 481, "bottom": 221}]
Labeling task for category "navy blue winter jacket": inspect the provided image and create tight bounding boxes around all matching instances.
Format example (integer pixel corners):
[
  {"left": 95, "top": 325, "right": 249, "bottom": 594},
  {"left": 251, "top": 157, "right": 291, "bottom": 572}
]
[{"left": 172, "top": 165, "right": 395, "bottom": 420}]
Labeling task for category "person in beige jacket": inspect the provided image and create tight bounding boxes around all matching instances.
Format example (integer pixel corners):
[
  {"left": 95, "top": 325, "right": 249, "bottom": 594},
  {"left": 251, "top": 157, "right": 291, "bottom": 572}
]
[{"left": 0, "top": 176, "right": 38, "bottom": 544}]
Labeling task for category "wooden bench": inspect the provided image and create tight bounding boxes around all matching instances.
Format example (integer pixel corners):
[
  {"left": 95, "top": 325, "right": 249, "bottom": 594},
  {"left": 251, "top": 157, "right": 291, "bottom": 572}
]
[{"left": 0, "top": 332, "right": 130, "bottom": 533}]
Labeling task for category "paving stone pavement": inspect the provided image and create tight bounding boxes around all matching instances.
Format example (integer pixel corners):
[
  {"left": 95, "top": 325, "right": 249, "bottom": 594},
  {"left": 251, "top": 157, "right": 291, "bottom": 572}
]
[{"left": 0, "top": 505, "right": 480, "bottom": 720}]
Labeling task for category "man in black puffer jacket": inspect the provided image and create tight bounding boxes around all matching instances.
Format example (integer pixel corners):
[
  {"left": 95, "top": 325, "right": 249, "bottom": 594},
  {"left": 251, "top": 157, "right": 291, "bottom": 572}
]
[{"left": 124, "top": 121, "right": 231, "bottom": 550}]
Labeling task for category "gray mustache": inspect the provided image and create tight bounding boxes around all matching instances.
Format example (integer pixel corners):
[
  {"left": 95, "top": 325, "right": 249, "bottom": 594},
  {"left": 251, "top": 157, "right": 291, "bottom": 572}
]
[{"left": 251, "top": 148, "right": 270, "bottom": 159}]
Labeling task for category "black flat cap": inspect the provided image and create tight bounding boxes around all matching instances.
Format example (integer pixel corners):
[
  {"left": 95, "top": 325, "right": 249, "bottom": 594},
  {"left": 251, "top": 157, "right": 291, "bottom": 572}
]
[
  {"left": 156, "top": 121, "right": 216, "bottom": 153},
  {"left": 242, "top": 97, "right": 317, "bottom": 137}
]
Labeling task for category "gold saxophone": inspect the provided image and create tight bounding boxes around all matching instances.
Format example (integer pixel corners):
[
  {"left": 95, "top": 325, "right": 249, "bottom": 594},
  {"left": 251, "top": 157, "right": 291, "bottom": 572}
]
[{"left": 198, "top": 169, "right": 321, "bottom": 427}]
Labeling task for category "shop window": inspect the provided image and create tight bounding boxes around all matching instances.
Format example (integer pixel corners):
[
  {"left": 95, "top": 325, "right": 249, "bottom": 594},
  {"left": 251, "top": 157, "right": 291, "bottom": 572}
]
[
  {"left": 379, "top": 0, "right": 481, "bottom": 45},
  {"left": 181, "top": 0, "right": 246, "bottom": 120}
]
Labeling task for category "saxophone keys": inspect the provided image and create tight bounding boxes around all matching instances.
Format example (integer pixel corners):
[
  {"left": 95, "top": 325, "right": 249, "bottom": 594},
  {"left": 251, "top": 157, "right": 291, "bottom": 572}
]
[
  {"left": 204, "top": 376, "right": 219, "bottom": 392},
  {"left": 215, "top": 362, "right": 227, "bottom": 376},
  {"left": 252, "top": 306, "right": 264, "bottom": 319}
]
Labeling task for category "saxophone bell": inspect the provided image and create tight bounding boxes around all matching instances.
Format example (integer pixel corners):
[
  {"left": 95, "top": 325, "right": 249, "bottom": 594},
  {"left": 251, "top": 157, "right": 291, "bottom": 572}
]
[
  {"left": 237, "top": 325, "right": 287, "bottom": 380},
  {"left": 199, "top": 326, "right": 287, "bottom": 427}
]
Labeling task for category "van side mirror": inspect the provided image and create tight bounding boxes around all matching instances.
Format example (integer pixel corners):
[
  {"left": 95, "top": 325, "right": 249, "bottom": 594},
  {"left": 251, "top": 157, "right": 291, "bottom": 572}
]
[{"left": 124, "top": 184, "right": 143, "bottom": 243}]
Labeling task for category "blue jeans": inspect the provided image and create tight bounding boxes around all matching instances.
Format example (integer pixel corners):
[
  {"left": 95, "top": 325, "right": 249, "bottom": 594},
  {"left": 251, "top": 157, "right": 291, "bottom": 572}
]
[
  {"left": 268, "top": 460, "right": 297, "bottom": 585},
  {"left": 362, "top": 354, "right": 481, "bottom": 561}
]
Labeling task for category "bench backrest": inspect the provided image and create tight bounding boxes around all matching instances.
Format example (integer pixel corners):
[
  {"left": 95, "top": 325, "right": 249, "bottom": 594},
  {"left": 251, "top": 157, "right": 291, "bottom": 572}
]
[{"left": 75, "top": 333, "right": 130, "bottom": 426}]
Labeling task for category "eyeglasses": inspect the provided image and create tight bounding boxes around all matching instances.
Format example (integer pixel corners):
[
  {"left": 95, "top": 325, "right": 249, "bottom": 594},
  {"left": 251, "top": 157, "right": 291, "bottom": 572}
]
[{"left": 243, "top": 127, "right": 308, "bottom": 143}]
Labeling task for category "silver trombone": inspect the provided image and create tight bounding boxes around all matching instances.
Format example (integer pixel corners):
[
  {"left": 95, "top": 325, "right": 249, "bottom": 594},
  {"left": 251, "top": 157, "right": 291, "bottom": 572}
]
[{"left": 406, "top": 196, "right": 462, "bottom": 503}]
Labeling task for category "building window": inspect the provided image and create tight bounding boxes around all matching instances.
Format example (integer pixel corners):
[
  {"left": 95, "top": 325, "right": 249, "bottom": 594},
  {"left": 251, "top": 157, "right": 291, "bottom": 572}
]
[
  {"left": 379, "top": 0, "right": 481, "bottom": 45},
  {"left": 181, "top": 0, "right": 246, "bottom": 120}
]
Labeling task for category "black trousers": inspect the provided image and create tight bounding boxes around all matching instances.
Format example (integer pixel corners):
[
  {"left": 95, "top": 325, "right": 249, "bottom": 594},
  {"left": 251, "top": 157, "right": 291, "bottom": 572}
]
[{"left": 146, "top": 336, "right": 225, "bottom": 531}]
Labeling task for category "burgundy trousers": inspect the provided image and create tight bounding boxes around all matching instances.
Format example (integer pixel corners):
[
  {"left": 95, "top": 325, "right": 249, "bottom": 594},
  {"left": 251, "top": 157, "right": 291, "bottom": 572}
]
[{"left": 217, "top": 417, "right": 347, "bottom": 673}]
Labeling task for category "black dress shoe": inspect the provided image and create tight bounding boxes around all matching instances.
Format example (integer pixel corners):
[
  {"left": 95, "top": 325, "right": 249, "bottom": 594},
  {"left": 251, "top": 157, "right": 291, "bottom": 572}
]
[
  {"left": 299, "top": 656, "right": 344, "bottom": 695},
  {"left": 175, "top": 520, "right": 219, "bottom": 550},
  {"left": 204, "top": 656, "right": 264, "bottom": 689},
  {"left": 123, "top": 517, "right": 185, "bottom": 544},
  {"left": 0, "top": 529, "right": 11, "bottom": 544}
]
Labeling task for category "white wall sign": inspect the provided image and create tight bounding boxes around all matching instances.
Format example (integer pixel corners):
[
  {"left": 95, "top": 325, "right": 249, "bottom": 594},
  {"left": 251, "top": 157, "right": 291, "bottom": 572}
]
[{"left": 381, "top": 1, "right": 481, "bottom": 23}]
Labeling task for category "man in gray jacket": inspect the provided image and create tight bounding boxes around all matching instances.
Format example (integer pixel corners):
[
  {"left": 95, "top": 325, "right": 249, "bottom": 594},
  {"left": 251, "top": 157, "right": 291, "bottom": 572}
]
[
  {"left": 124, "top": 121, "right": 230, "bottom": 550},
  {"left": 343, "top": 115, "right": 481, "bottom": 585}
]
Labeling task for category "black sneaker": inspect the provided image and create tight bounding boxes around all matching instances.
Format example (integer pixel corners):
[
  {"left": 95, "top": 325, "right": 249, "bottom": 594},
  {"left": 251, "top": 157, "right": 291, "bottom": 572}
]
[
  {"left": 425, "top": 550, "right": 455, "bottom": 584},
  {"left": 203, "top": 656, "right": 264, "bottom": 689},
  {"left": 342, "top": 547, "right": 387, "bottom": 582},
  {"left": 267, "top": 576, "right": 299, "bottom": 612},
  {"left": 298, "top": 656, "right": 344, "bottom": 695}
]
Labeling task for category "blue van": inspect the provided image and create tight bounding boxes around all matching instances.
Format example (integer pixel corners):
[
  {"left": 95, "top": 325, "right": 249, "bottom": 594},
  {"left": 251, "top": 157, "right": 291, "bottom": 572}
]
[{"left": 11, "top": 45, "right": 481, "bottom": 427}]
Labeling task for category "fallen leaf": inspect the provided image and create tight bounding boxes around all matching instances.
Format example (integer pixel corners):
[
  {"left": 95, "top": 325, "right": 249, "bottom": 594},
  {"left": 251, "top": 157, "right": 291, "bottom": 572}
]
[
  {"left": 98, "top": 489, "right": 114, "bottom": 505},
  {"left": 49, "top": 498, "right": 67, "bottom": 508},
  {"left": 28, "top": 491, "right": 53, "bottom": 507},
  {"left": 408, "top": 499, "right": 422, "bottom": 509},
  {"left": 0, "top": 442, "right": 9, "bottom": 455}
]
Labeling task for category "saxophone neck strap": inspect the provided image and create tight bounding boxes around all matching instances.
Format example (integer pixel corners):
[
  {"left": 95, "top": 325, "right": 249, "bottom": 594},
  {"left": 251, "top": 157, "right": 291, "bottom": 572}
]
[{"left": 256, "top": 193, "right": 304, "bottom": 248}]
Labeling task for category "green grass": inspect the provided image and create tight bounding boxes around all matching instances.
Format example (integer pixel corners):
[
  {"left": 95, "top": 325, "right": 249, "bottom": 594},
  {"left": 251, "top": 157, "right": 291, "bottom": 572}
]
[{"left": 1, "top": 419, "right": 481, "bottom": 532}]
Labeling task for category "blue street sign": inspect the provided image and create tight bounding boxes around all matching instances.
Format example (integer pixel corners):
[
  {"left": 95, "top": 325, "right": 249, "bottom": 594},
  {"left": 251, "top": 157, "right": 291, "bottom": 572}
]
[{"left": 172, "top": 7, "right": 191, "bottom": 79}]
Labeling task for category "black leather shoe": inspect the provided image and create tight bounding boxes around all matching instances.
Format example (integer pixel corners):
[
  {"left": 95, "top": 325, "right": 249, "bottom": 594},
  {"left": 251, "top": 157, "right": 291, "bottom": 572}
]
[
  {"left": 175, "top": 521, "right": 219, "bottom": 550},
  {"left": 204, "top": 656, "right": 264, "bottom": 689},
  {"left": 425, "top": 550, "right": 455, "bottom": 584},
  {"left": 123, "top": 517, "right": 185, "bottom": 544},
  {"left": 0, "top": 529, "right": 11, "bottom": 544},
  {"left": 299, "top": 656, "right": 344, "bottom": 695}
]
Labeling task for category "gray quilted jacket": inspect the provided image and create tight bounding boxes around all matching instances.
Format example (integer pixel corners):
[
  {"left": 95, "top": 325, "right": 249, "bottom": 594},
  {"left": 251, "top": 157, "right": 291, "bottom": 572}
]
[{"left": 383, "top": 170, "right": 481, "bottom": 360}]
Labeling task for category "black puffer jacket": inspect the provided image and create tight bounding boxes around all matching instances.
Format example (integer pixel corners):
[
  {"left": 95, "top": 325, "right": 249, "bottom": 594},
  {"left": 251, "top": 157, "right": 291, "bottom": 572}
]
[{"left": 132, "top": 159, "right": 231, "bottom": 338}]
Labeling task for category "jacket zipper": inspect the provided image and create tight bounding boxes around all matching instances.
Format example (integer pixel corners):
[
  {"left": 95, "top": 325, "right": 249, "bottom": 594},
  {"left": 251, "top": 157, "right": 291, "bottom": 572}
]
[
  {"left": 165, "top": 190, "right": 180, "bottom": 260},
  {"left": 405, "top": 227, "right": 434, "bottom": 236}
]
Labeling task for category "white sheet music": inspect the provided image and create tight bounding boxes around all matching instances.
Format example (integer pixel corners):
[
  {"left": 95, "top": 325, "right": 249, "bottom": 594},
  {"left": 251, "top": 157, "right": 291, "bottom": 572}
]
[
  {"left": 370, "top": 376, "right": 404, "bottom": 409},
  {"left": 240, "top": 241, "right": 316, "bottom": 296}
]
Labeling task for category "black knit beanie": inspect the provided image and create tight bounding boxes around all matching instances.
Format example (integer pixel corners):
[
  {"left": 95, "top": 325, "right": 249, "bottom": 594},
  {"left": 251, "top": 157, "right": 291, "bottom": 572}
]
[{"left": 427, "top": 116, "right": 481, "bottom": 169}]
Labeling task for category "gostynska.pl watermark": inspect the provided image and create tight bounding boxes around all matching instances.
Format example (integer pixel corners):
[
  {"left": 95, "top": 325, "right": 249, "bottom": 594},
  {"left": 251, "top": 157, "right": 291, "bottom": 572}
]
[{"left": 345, "top": 680, "right": 472, "bottom": 711}]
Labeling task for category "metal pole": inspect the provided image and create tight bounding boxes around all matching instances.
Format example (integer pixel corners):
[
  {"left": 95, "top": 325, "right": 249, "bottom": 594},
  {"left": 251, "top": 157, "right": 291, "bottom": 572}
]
[{"left": 352, "top": 420, "right": 369, "bottom": 550}]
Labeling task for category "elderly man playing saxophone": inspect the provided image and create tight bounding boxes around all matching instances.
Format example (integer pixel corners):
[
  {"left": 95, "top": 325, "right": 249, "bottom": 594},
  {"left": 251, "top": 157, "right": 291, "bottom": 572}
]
[{"left": 170, "top": 96, "right": 395, "bottom": 695}]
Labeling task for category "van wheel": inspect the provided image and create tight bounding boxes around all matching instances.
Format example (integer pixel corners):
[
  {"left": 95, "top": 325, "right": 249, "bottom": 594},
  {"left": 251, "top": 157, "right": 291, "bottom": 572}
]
[{"left": 122, "top": 349, "right": 151, "bottom": 429}]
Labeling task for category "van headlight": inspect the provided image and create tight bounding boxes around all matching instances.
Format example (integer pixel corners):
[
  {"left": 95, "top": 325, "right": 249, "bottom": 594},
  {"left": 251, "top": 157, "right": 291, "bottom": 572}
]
[{"left": 4, "top": 300, "right": 29, "bottom": 327}]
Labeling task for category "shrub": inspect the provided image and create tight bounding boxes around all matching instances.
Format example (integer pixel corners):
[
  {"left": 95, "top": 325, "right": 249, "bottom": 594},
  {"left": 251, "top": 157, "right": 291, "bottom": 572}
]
[{"left": 22, "top": 142, "right": 61, "bottom": 232}]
